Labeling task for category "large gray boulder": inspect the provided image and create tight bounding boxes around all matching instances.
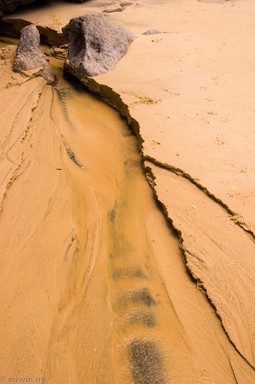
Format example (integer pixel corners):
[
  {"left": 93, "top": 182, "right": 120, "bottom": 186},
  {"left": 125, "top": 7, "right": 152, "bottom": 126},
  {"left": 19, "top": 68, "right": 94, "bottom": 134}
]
[
  {"left": 13, "top": 24, "right": 55, "bottom": 84},
  {"left": 62, "top": 14, "right": 135, "bottom": 77}
]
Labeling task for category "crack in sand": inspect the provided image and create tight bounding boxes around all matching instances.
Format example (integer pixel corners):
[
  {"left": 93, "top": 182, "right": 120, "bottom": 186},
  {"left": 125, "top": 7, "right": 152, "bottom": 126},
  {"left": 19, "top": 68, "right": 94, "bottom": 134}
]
[
  {"left": 145, "top": 164, "right": 255, "bottom": 372},
  {"left": 0, "top": 83, "right": 46, "bottom": 211},
  {"left": 144, "top": 155, "right": 255, "bottom": 240},
  {"left": 63, "top": 69, "right": 255, "bottom": 371},
  {"left": 63, "top": 65, "right": 255, "bottom": 239}
]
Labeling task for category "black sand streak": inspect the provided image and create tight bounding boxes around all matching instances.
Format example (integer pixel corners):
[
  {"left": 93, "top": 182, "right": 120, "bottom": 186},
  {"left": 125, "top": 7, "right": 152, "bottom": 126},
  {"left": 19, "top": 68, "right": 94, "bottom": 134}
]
[
  {"left": 132, "top": 288, "right": 157, "bottom": 307},
  {"left": 112, "top": 267, "right": 147, "bottom": 280},
  {"left": 129, "top": 311, "right": 156, "bottom": 328},
  {"left": 65, "top": 146, "right": 83, "bottom": 168},
  {"left": 128, "top": 340, "right": 165, "bottom": 384},
  {"left": 117, "top": 288, "right": 157, "bottom": 309},
  {"left": 54, "top": 89, "right": 85, "bottom": 169}
]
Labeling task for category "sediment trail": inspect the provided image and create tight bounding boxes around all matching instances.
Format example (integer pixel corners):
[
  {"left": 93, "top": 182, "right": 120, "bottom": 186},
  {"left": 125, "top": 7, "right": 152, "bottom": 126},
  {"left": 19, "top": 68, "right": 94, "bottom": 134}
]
[
  {"left": 0, "top": 48, "right": 255, "bottom": 383},
  {"left": 72, "top": 68, "right": 255, "bottom": 371},
  {"left": 51, "top": 75, "right": 205, "bottom": 383}
]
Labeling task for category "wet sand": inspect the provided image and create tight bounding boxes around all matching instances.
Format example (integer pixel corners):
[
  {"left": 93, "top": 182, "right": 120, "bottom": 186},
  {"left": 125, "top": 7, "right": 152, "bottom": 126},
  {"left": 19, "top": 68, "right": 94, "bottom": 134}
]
[{"left": 0, "top": 1, "right": 255, "bottom": 383}]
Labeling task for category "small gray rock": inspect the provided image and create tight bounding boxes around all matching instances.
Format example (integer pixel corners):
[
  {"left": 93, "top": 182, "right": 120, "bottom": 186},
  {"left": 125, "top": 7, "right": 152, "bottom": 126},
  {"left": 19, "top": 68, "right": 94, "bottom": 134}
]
[
  {"left": 62, "top": 14, "right": 135, "bottom": 77},
  {"left": 13, "top": 24, "right": 55, "bottom": 84},
  {"left": 143, "top": 29, "right": 161, "bottom": 35}
]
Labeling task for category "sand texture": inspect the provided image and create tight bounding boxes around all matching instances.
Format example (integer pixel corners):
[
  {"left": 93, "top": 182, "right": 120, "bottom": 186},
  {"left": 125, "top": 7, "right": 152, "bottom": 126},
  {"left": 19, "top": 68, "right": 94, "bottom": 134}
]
[{"left": 0, "top": 0, "right": 255, "bottom": 383}]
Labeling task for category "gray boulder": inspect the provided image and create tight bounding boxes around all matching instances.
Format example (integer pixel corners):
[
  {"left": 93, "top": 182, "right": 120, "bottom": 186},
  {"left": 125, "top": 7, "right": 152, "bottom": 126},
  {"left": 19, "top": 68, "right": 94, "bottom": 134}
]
[
  {"left": 62, "top": 14, "right": 135, "bottom": 77},
  {"left": 13, "top": 24, "right": 55, "bottom": 84}
]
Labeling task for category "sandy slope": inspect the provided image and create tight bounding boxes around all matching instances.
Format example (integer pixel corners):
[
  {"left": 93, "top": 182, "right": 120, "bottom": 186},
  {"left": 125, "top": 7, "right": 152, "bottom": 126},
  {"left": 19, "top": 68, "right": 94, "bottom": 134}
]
[{"left": 0, "top": 0, "right": 255, "bottom": 383}]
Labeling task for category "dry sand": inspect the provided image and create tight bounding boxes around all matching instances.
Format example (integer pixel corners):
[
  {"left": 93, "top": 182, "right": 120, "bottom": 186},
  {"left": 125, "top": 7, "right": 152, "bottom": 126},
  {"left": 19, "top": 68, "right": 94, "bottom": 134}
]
[{"left": 0, "top": 0, "right": 255, "bottom": 383}]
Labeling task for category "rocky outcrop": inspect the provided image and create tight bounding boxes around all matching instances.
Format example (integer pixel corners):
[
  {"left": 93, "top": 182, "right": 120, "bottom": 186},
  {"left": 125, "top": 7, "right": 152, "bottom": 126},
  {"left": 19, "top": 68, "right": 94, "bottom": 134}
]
[
  {"left": 0, "top": 0, "right": 90, "bottom": 18},
  {"left": 13, "top": 24, "right": 55, "bottom": 84},
  {"left": 0, "top": 0, "right": 35, "bottom": 18},
  {"left": 0, "top": 19, "right": 66, "bottom": 46},
  {"left": 62, "top": 14, "right": 135, "bottom": 77}
]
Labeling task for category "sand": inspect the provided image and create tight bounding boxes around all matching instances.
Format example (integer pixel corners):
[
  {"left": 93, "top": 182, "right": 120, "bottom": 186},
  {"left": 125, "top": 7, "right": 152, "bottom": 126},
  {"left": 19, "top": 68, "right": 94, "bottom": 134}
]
[{"left": 0, "top": 0, "right": 255, "bottom": 383}]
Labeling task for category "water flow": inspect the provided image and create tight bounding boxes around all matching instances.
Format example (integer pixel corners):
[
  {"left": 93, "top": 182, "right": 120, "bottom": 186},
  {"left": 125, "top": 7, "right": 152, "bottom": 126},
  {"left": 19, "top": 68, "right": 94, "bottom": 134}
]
[{"left": 48, "top": 63, "right": 202, "bottom": 383}]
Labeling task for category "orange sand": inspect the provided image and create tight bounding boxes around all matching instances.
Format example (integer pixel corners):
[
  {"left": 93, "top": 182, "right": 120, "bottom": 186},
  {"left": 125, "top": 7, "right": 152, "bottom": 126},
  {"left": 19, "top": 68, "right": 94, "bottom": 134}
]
[{"left": 0, "top": 1, "right": 255, "bottom": 383}]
